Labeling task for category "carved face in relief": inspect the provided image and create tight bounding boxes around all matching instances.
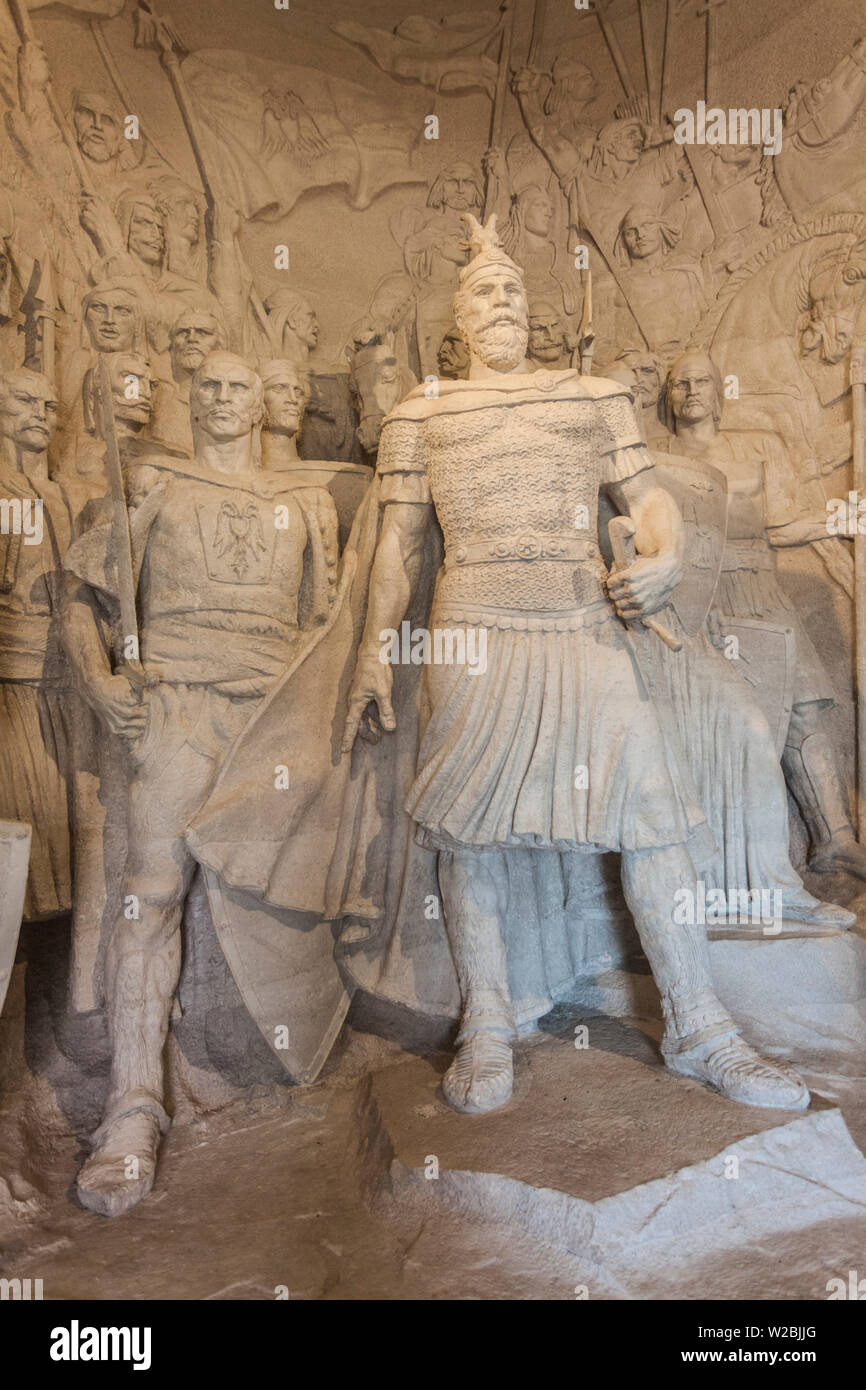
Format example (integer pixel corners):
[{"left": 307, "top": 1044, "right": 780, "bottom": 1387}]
[
  {"left": 127, "top": 201, "right": 165, "bottom": 268},
  {"left": 107, "top": 352, "right": 154, "bottom": 429},
  {"left": 437, "top": 328, "right": 470, "bottom": 379},
  {"left": 606, "top": 122, "right": 644, "bottom": 165},
  {"left": 73, "top": 92, "right": 122, "bottom": 164},
  {"left": 170, "top": 310, "right": 223, "bottom": 377},
  {"left": 546, "top": 57, "right": 598, "bottom": 115},
  {"left": 161, "top": 187, "right": 202, "bottom": 246},
  {"left": 666, "top": 352, "right": 722, "bottom": 430},
  {"left": 620, "top": 211, "right": 663, "bottom": 261},
  {"left": 84, "top": 288, "right": 139, "bottom": 352},
  {"left": 519, "top": 188, "right": 554, "bottom": 238},
  {"left": 0, "top": 370, "right": 57, "bottom": 452},
  {"left": 264, "top": 290, "right": 320, "bottom": 358},
  {"left": 455, "top": 265, "right": 529, "bottom": 371},
  {"left": 286, "top": 302, "right": 319, "bottom": 353},
  {"left": 438, "top": 165, "right": 482, "bottom": 213},
  {"left": 261, "top": 361, "right": 309, "bottom": 437},
  {"left": 191, "top": 353, "right": 264, "bottom": 444},
  {"left": 528, "top": 302, "right": 566, "bottom": 364},
  {"left": 615, "top": 352, "right": 663, "bottom": 409}
]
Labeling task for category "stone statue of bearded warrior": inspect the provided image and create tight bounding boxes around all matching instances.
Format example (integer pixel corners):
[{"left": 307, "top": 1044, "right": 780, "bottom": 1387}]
[{"left": 341, "top": 214, "right": 810, "bottom": 1117}]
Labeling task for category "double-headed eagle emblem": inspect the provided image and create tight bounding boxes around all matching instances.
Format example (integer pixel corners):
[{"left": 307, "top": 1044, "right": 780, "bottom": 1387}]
[{"left": 213, "top": 499, "right": 267, "bottom": 580}]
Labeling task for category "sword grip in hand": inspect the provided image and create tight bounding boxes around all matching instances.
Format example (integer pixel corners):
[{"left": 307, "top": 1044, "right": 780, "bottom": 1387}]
[{"left": 608, "top": 516, "right": 683, "bottom": 653}]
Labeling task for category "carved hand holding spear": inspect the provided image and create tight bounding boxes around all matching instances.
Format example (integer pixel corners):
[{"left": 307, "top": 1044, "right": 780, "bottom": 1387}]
[{"left": 7, "top": 0, "right": 94, "bottom": 196}]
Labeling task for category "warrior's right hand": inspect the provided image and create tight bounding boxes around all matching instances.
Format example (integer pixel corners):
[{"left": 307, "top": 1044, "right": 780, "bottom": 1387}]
[
  {"left": 341, "top": 650, "right": 396, "bottom": 753},
  {"left": 512, "top": 66, "right": 543, "bottom": 99},
  {"left": 705, "top": 608, "right": 727, "bottom": 653},
  {"left": 79, "top": 194, "right": 123, "bottom": 254},
  {"left": 482, "top": 146, "right": 508, "bottom": 181},
  {"left": 18, "top": 40, "right": 51, "bottom": 97},
  {"left": 89, "top": 674, "right": 150, "bottom": 743}
]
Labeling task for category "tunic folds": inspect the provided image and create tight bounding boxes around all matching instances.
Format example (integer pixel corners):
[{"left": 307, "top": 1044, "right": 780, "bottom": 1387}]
[{"left": 377, "top": 371, "right": 708, "bottom": 855}]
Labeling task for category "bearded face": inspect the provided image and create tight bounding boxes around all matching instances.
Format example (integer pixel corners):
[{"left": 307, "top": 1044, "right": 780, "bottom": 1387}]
[
  {"left": 528, "top": 308, "right": 564, "bottom": 364},
  {"left": 171, "top": 316, "right": 222, "bottom": 376},
  {"left": 128, "top": 203, "right": 165, "bottom": 268},
  {"left": 456, "top": 268, "right": 529, "bottom": 371},
  {"left": 632, "top": 364, "right": 662, "bottom": 407},
  {"left": 74, "top": 99, "right": 121, "bottom": 164}
]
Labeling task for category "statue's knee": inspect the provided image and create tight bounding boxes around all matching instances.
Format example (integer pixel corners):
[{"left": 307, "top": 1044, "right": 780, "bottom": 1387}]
[{"left": 120, "top": 869, "right": 186, "bottom": 934}]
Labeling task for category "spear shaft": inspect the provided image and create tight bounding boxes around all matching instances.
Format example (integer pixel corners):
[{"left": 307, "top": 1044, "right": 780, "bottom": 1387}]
[
  {"left": 487, "top": 0, "right": 517, "bottom": 167},
  {"left": 97, "top": 353, "right": 143, "bottom": 684}
]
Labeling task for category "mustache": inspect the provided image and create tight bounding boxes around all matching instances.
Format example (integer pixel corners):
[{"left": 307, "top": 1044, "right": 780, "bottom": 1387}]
[
  {"left": 480, "top": 310, "right": 527, "bottom": 326},
  {"left": 476, "top": 316, "right": 529, "bottom": 338}
]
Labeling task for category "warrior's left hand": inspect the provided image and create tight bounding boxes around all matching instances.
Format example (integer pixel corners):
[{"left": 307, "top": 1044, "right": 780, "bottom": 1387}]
[{"left": 606, "top": 551, "right": 682, "bottom": 621}]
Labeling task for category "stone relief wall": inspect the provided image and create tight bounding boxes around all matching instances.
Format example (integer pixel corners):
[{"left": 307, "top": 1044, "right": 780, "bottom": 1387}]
[{"left": 0, "top": 0, "right": 865, "bottom": 1264}]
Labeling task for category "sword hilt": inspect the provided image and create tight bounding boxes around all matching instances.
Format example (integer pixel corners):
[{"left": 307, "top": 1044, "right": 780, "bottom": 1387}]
[{"left": 608, "top": 516, "right": 683, "bottom": 652}]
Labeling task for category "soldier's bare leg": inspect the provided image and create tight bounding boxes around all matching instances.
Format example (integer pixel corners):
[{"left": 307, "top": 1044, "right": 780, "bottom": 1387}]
[
  {"left": 621, "top": 843, "right": 808, "bottom": 1109},
  {"left": 782, "top": 703, "right": 866, "bottom": 880},
  {"left": 438, "top": 848, "right": 516, "bottom": 1114}
]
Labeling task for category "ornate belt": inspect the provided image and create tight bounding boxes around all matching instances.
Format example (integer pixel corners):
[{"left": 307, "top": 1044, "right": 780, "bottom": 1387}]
[{"left": 443, "top": 533, "right": 601, "bottom": 571}]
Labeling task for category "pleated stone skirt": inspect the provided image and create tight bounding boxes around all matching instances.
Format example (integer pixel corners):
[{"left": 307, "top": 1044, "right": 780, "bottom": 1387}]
[{"left": 407, "top": 598, "right": 706, "bottom": 855}]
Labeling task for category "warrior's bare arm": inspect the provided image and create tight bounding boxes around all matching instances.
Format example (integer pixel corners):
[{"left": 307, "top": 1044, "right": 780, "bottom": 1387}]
[
  {"left": 207, "top": 202, "right": 249, "bottom": 355},
  {"left": 61, "top": 575, "right": 149, "bottom": 742},
  {"left": 12, "top": 41, "right": 63, "bottom": 163},
  {"left": 341, "top": 499, "right": 432, "bottom": 751},
  {"left": 512, "top": 67, "right": 578, "bottom": 182},
  {"left": 771, "top": 516, "right": 856, "bottom": 600},
  {"left": 605, "top": 466, "right": 685, "bottom": 620}
]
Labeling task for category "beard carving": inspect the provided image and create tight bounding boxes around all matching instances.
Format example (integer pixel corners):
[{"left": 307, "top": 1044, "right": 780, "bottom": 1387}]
[{"left": 461, "top": 309, "right": 529, "bottom": 371}]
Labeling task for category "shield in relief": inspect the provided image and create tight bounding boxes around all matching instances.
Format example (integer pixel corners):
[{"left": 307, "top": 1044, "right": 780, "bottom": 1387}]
[
  {"left": 652, "top": 452, "right": 729, "bottom": 637},
  {"left": 717, "top": 617, "right": 796, "bottom": 757}
]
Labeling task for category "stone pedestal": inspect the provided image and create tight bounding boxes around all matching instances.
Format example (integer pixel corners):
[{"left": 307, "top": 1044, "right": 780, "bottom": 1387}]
[{"left": 363, "top": 1020, "right": 866, "bottom": 1298}]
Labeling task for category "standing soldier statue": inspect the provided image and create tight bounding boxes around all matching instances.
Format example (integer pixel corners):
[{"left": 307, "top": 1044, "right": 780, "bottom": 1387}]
[
  {"left": 63, "top": 351, "right": 339, "bottom": 1215},
  {"left": 342, "top": 215, "right": 810, "bottom": 1118},
  {"left": 661, "top": 350, "right": 866, "bottom": 882}
]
